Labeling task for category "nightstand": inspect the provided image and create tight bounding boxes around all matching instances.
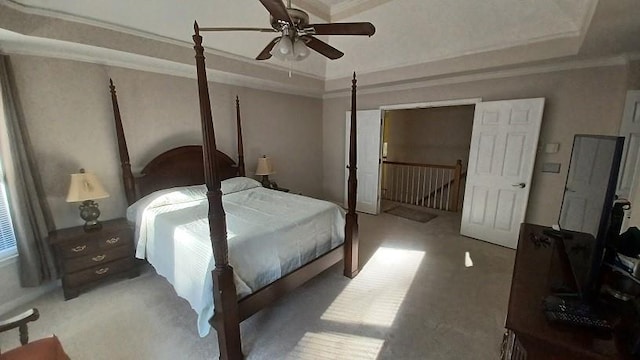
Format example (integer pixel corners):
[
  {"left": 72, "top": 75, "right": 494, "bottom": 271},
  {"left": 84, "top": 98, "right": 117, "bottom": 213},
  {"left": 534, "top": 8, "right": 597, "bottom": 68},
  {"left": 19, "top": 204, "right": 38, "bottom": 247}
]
[{"left": 49, "top": 218, "right": 139, "bottom": 300}]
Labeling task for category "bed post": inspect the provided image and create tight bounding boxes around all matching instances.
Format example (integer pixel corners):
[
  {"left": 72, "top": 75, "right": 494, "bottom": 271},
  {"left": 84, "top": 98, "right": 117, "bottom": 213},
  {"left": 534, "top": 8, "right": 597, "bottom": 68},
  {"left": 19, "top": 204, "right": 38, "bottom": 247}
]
[
  {"left": 344, "top": 72, "right": 359, "bottom": 279},
  {"left": 235, "top": 96, "right": 245, "bottom": 177},
  {"left": 193, "top": 22, "right": 243, "bottom": 360},
  {"left": 109, "top": 79, "right": 136, "bottom": 205}
]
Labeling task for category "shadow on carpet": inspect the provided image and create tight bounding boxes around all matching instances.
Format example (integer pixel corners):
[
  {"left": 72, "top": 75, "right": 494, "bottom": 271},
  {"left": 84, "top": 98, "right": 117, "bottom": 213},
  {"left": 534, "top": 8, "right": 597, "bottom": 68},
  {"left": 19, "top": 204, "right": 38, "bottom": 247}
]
[{"left": 384, "top": 205, "right": 438, "bottom": 223}]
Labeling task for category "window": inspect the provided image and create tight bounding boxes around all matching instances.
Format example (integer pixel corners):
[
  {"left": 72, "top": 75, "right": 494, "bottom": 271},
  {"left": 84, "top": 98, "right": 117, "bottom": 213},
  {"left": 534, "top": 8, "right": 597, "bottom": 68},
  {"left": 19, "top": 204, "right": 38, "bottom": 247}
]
[{"left": 0, "top": 159, "right": 16, "bottom": 260}]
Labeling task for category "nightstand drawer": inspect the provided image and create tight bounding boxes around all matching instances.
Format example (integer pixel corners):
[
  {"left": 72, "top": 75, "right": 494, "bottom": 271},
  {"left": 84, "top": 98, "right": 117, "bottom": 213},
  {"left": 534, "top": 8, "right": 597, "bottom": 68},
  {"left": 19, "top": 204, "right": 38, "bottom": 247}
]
[
  {"left": 63, "top": 246, "right": 132, "bottom": 273},
  {"left": 64, "top": 257, "right": 134, "bottom": 288},
  {"left": 97, "top": 231, "right": 131, "bottom": 250},
  {"left": 58, "top": 231, "right": 132, "bottom": 258},
  {"left": 58, "top": 239, "right": 99, "bottom": 258}
]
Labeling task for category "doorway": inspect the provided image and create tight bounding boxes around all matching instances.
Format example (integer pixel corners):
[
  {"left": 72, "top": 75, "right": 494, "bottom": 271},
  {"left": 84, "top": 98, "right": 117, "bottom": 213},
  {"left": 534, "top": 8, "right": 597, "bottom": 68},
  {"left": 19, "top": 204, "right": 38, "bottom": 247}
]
[{"left": 381, "top": 105, "right": 475, "bottom": 213}]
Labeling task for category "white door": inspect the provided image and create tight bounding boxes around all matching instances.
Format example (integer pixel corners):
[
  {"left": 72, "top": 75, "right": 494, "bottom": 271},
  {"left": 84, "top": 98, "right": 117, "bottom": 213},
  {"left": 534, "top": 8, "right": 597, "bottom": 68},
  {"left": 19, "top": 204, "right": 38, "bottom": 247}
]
[
  {"left": 617, "top": 91, "right": 640, "bottom": 231},
  {"left": 560, "top": 136, "right": 618, "bottom": 237},
  {"left": 345, "top": 110, "right": 382, "bottom": 214},
  {"left": 460, "top": 98, "right": 545, "bottom": 248}
]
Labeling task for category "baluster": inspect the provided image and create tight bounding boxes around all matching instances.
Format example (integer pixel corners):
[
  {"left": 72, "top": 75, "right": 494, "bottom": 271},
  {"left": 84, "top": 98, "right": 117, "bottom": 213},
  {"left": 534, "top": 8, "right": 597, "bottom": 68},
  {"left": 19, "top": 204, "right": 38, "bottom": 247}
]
[
  {"left": 446, "top": 169, "right": 452, "bottom": 211},
  {"left": 427, "top": 168, "right": 433, "bottom": 208},
  {"left": 411, "top": 166, "right": 416, "bottom": 205},
  {"left": 440, "top": 169, "right": 445, "bottom": 210},
  {"left": 400, "top": 165, "right": 405, "bottom": 202},
  {"left": 421, "top": 168, "right": 426, "bottom": 207},
  {"left": 414, "top": 167, "right": 422, "bottom": 205},
  {"left": 435, "top": 169, "right": 440, "bottom": 209}
]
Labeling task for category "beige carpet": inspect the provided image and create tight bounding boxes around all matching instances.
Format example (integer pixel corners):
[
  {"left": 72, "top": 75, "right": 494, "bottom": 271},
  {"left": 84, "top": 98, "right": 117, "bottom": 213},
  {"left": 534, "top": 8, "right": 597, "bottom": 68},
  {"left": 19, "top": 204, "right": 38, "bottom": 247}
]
[
  {"left": 0, "top": 209, "right": 514, "bottom": 359},
  {"left": 384, "top": 205, "right": 438, "bottom": 223}
]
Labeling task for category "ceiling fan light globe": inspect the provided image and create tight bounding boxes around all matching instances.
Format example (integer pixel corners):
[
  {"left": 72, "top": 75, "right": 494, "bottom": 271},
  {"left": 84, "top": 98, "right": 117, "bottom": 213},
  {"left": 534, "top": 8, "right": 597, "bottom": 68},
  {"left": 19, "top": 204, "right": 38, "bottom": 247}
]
[
  {"left": 277, "top": 37, "right": 293, "bottom": 56},
  {"left": 293, "top": 39, "right": 310, "bottom": 60}
]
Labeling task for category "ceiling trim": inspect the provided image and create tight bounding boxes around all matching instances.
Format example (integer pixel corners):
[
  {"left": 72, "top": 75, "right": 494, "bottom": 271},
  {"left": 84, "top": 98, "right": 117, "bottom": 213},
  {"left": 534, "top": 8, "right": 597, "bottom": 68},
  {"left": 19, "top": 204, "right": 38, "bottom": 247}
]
[
  {"left": 0, "top": 31, "right": 324, "bottom": 98},
  {"left": 330, "top": 0, "right": 394, "bottom": 21},
  {"left": 0, "top": 0, "right": 324, "bottom": 80},
  {"left": 324, "top": 54, "right": 631, "bottom": 99},
  {"left": 291, "top": 0, "right": 331, "bottom": 21},
  {"left": 325, "top": 29, "right": 582, "bottom": 82}
]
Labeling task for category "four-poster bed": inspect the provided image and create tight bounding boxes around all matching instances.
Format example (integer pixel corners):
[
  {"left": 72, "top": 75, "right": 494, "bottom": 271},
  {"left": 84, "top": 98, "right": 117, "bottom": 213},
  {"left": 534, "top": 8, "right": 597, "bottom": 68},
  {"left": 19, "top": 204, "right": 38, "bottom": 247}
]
[{"left": 108, "top": 23, "right": 361, "bottom": 360}]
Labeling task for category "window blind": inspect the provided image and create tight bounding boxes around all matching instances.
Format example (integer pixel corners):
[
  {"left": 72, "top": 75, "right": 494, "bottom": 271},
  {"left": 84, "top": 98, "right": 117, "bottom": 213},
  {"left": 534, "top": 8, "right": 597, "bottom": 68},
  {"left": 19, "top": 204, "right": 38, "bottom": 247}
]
[{"left": 0, "top": 164, "right": 17, "bottom": 259}]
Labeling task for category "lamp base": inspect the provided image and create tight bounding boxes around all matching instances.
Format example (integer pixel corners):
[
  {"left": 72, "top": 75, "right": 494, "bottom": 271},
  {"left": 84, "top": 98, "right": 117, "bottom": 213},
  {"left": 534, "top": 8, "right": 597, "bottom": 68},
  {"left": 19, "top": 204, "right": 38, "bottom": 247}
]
[
  {"left": 261, "top": 175, "right": 272, "bottom": 188},
  {"left": 79, "top": 200, "right": 102, "bottom": 232}
]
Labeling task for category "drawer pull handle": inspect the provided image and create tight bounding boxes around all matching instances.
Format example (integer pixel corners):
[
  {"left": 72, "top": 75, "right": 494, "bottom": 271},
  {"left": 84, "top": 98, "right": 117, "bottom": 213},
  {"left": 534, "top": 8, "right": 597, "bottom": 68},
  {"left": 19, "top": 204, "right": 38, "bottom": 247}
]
[
  {"left": 95, "top": 267, "right": 109, "bottom": 275},
  {"left": 106, "top": 237, "right": 120, "bottom": 245},
  {"left": 71, "top": 245, "right": 86, "bottom": 253},
  {"left": 92, "top": 255, "right": 106, "bottom": 262}
]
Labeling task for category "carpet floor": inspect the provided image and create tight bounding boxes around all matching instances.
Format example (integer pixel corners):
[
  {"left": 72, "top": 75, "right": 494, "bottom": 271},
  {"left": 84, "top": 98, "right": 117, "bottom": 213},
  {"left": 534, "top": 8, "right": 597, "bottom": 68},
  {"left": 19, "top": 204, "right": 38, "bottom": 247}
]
[{"left": 0, "top": 208, "right": 515, "bottom": 359}]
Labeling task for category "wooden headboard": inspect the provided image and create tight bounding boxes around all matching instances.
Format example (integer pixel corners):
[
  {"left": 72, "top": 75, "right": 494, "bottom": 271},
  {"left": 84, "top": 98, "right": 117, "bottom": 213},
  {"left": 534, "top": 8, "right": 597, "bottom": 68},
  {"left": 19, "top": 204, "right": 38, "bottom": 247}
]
[
  {"left": 109, "top": 80, "right": 245, "bottom": 205},
  {"left": 135, "top": 145, "right": 239, "bottom": 200}
]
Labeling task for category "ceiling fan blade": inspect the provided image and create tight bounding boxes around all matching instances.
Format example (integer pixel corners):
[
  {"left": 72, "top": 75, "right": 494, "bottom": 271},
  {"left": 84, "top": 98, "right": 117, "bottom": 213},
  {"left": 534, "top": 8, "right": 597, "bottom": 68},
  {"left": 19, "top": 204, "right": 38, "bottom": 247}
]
[
  {"left": 307, "top": 22, "right": 376, "bottom": 36},
  {"left": 199, "top": 27, "right": 277, "bottom": 33},
  {"left": 256, "top": 37, "right": 281, "bottom": 60},
  {"left": 303, "top": 36, "right": 344, "bottom": 60},
  {"left": 258, "top": 0, "right": 293, "bottom": 25}
]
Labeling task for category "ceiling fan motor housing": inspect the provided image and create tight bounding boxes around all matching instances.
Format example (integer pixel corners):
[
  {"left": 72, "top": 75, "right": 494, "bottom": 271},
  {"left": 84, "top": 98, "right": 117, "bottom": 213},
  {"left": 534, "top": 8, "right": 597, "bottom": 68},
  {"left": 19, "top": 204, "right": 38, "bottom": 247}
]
[{"left": 270, "top": 8, "right": 309, "bottom": 30}]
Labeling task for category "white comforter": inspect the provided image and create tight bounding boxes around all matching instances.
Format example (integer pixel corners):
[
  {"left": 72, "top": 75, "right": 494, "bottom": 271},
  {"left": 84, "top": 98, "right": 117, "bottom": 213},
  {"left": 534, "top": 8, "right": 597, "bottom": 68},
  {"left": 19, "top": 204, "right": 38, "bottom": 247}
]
[{"left": 126, "top": 178, "right": 345, "bottom": 336}]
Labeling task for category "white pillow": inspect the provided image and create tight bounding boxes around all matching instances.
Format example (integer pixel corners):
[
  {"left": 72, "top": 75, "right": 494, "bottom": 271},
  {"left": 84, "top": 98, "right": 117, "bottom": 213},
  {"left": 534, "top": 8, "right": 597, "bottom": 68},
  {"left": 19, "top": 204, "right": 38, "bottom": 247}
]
[{"left": 221, "top": 177, "right": 261, "bottom": 195}]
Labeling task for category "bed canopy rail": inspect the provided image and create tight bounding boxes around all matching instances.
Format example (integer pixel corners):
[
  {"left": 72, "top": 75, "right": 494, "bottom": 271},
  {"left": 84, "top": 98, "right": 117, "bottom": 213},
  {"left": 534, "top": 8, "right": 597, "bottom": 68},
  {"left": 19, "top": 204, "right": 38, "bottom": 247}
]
[
  {"left": 192, "top": 21, "right": 359, "bottom": 360},
  {"left": 109, "top": 81, "right": 246, "bottom": 205}
]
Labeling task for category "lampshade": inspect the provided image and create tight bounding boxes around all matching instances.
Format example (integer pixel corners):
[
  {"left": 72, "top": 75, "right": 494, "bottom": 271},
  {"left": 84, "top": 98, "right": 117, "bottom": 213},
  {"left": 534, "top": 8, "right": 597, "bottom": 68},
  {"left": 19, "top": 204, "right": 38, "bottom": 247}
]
[
  {"left": 255, "top": 156, "right": 275, "bottom": 176},
  {"left": 66, "top": 169, "right": 110, "bottom": 203}
]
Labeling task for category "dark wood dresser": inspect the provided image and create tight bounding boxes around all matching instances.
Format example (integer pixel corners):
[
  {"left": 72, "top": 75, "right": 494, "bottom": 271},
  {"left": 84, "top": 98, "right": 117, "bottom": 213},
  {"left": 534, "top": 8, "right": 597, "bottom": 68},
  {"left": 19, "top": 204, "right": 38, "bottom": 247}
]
[
  {"left": 49, "top": 218, "right": 139, "bottom": 300},
  {"left": 503, "top": 223, "right": 632, "bottom": 359}
]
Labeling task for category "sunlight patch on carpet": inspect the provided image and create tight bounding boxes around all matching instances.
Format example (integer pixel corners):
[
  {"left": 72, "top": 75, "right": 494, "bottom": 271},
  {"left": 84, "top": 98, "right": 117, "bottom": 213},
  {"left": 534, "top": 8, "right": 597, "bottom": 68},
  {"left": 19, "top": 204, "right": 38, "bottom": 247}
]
[
  {"left": 465, "top": 251, "right": 473, "bottom": 267},
  {"left": 288, "top": 332, "right": 384, "bottom": 360},
  {"left": 321, "top": 247, "right": 424, "bottom": 327}
]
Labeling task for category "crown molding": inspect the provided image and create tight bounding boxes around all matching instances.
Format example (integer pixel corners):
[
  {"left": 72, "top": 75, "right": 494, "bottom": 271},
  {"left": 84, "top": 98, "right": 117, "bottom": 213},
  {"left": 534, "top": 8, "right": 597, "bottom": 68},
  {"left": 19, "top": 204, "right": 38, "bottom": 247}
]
[
  {"left": 330, "top": 0, "right": 393, "bottom": 21},
  {"left": 324, "top": 54, "right": 632, "bottom": 99},
  {"left": 0, "top": 30, "right": 324, "bottom": 98},
  {"left": 291, "top": 0, "right": 331, "bottom": 21},
  {"left": 0, "top": 0, "right": 325, "bottom": 80}
]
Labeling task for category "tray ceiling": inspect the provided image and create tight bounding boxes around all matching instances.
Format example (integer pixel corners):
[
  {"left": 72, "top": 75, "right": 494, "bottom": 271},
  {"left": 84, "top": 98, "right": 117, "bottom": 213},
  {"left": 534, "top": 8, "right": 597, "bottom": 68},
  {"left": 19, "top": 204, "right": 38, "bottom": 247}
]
[{"left": 1, "top": 0, "right": 638, "bottom": 84}]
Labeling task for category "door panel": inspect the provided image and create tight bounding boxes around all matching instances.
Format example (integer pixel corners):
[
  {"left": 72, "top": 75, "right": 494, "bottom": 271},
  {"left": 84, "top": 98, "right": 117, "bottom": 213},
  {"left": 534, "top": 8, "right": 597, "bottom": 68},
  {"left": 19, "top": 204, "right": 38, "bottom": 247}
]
[
  {"left": 345, "top": 110, "right": 382, "bottom": 214},
  {"left": 461, "top": 98, "right": 545, "bottom": 249},
  {"left": 618, "top": 91, "right": 640, "bottom": 230}
]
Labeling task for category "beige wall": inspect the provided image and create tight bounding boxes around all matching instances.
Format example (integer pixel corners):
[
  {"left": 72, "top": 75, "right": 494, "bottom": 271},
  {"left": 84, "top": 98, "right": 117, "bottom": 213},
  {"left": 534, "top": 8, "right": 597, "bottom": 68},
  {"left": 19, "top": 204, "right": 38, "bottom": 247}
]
[
  {"left": 323, "top": 66, "right": 629, "bottom": 226},
  {"left": 9, "top": 55, "right": 323, "bottom": 230},
  {"left": 384, "top": 106, "right": 474, "bottom": 167}
]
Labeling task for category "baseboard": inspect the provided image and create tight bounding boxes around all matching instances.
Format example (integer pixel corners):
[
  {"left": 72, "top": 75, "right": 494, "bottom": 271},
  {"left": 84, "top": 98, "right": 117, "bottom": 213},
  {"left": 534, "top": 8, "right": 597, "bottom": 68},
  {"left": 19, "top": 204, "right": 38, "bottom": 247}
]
[{"left": 0, "top": 280, "right": 59, "bottom": 316}]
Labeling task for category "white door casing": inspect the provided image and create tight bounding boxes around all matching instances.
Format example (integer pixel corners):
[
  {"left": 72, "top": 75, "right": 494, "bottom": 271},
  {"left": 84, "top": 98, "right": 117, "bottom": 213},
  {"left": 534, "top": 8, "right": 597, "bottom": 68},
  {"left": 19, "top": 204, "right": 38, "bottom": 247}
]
[
  {"left": 460, "top": 98, "right": 545, "bottom": 249},
  {"left": 617, "top": 91, "right": 640, "bottom": 231},
  {"left": 345, "top": 110, "right": 382, "bottom": 214}
]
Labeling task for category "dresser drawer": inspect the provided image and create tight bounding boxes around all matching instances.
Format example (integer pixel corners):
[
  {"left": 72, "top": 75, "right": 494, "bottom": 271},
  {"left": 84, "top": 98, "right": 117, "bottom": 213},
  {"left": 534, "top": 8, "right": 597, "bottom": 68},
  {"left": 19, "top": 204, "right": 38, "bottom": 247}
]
[
  {"left": 63, "top": 246, "right": 132, "bottom": 273},
  {"left": 64, "top": 257, "right": 134, "bottom": 288}
]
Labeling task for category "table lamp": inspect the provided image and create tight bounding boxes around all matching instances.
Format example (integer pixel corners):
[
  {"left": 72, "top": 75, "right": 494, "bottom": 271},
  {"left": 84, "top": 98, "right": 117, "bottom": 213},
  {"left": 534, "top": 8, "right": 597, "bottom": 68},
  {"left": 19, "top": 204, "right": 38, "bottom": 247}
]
[
  {"left": 66, "top": 169, "right": 110, "bottom": 231},
  {"left": 255, "top": 156, "right": 275, "bottom": 188}
]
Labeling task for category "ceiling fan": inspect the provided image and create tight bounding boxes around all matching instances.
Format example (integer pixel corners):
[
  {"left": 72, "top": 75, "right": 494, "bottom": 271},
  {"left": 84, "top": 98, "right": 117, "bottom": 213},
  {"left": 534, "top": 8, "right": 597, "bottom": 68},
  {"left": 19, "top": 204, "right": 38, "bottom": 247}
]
[{"left": 199, "top": 0, "right": 376, "bottom": 61}]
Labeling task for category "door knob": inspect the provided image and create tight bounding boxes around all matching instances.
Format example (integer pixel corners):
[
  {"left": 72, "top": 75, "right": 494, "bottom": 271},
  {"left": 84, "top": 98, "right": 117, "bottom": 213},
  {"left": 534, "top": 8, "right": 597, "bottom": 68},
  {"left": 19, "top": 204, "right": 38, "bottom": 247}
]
[{"left": 512, "top": 183, "right": 526, "bottom": 189}]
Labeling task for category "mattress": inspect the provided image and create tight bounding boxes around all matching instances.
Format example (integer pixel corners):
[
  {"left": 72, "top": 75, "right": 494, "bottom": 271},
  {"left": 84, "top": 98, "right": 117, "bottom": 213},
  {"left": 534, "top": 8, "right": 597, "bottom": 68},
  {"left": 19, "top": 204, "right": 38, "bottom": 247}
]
[{"left": 126, "top": 177, "right": 345, "bottom": 336}]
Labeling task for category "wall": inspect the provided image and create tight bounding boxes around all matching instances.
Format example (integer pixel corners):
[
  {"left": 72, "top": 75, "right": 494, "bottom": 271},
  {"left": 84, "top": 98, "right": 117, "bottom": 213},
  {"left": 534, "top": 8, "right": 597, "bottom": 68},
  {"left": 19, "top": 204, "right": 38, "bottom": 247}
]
[
  {"left": 323, "top": 65, "right": 629, "bottom": 226},
  {"left": 1, "top": 54, "right": 323, "bottom": 309},
  {"left": 9, "top": 55, "right": 324, "bottom": 230},
  {"left": 384, "top": 106, "right": 474, "bottom": 166}
]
